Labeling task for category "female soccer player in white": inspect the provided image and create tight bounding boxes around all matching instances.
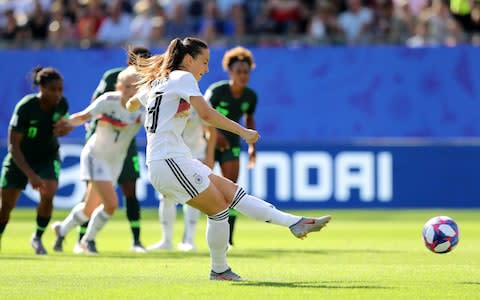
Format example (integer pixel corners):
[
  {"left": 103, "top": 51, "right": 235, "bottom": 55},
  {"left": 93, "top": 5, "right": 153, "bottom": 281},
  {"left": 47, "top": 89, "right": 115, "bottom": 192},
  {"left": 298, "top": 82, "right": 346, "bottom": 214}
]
[
  {"left": 148, "top": 106, "right": 216, "bottom": 252},
  {"left": 127, "top": 37, "right": 331, "bottom": 281},
  {"left": 51, "top": 67, "right": 145, "bottom": 254}
]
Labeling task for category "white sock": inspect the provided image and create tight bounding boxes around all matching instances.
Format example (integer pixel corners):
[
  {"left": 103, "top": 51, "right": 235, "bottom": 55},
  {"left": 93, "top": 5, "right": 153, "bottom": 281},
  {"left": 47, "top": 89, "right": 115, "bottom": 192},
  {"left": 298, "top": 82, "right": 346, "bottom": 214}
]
[
  {"left": 60, "top": 202, "right": 89, "bottom": 236},
  {"left": 82, "top": 205, "right": 111, "bottom": 242},
  {"left": 230, "top": 187, "right": 301, "bottom": 227},
  {"left": 183, "top": 205, "right": 200, "bottom": 244},
  {"left": 159, "top": 198, "right": 176, "bottom": 244},
  {"left": 206, "top": 208, "right": 229, "bottom": 273}
]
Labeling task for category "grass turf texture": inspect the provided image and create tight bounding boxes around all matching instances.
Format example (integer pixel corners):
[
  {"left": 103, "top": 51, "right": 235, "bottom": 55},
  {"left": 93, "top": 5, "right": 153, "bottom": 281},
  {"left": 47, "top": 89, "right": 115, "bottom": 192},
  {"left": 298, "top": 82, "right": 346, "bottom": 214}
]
[{"left": 0, "top": 209, "right": 479, "bottom": 299}]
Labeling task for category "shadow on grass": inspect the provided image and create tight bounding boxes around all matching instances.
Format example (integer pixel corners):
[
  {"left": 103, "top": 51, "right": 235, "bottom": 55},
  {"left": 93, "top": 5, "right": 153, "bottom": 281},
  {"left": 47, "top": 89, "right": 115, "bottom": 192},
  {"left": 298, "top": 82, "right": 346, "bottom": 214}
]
[
  {"left": 0, "top": 256, "right": 43, "bottom": 261},
  {"left": 0, "top": 247, "right": 399, "bottom": 261},
  {"left": 459, "top": 282, "right": 480, "bottom": 285},
  {"left": 98, "top": 248, "right": 397, "bottom": 260},
  {"left": 233, "top": 280, "right": 393, "bottom": 289}
]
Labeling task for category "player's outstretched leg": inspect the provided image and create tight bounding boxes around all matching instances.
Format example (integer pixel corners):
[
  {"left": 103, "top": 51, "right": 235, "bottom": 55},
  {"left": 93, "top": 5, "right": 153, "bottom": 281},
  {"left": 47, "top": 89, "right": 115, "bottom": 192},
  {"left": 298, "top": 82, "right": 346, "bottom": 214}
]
[
  {"left": 229, "top": 187, "right": 331, "bottom": 239},
  {"left": 289, "top": 216, "right": 331, "bottom": 239}
]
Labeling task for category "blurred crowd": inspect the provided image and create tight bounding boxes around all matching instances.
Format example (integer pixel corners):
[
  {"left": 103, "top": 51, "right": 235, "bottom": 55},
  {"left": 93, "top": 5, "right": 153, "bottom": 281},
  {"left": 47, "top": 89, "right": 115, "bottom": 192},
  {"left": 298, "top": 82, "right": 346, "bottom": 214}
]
[{"left": 1, "top": 0, "right": 480, "bottom": 49}]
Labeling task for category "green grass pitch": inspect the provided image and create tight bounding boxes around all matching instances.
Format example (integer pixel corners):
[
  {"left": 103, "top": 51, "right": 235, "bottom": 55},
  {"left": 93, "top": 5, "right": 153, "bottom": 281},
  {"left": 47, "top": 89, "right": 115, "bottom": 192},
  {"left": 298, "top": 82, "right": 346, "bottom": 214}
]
[{"left": 0, "top": 208, "right": 479, "bottom": 299}]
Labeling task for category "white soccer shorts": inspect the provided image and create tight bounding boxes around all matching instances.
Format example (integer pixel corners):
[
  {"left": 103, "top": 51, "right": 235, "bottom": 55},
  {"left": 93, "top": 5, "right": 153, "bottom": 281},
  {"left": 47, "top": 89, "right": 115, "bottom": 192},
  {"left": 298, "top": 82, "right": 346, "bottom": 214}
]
[{"left": 148, "top": 157, "right": 211, "bottom": 204}]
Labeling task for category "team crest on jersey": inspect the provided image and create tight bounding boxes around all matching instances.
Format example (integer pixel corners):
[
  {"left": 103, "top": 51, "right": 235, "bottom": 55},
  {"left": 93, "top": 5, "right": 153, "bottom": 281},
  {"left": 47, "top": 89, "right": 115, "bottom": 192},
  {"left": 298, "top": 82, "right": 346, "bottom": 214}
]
[
  {"left": 175, "top": 99, "right": 190, "bottom": 118},
  {"left": 193, "top": 173, "right": 203, "bottom": 185}
]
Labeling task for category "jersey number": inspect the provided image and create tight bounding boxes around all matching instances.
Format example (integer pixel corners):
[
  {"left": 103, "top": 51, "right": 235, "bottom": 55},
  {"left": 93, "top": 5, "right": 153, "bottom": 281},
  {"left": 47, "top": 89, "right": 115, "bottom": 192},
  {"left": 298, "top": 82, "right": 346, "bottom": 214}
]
[
  {"left": 113, "top": 129, "right": 120, "bottom": 142},
  {"left": 146, "top": 92, "right": 163, "bottom": 133}
]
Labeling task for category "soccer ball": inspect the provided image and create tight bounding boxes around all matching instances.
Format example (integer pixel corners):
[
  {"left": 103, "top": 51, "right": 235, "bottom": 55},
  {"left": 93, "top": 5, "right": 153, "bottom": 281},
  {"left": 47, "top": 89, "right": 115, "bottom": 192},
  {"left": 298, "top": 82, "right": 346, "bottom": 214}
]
[{"left": 422, "top": 216, "right": 459, "bottom": 254}]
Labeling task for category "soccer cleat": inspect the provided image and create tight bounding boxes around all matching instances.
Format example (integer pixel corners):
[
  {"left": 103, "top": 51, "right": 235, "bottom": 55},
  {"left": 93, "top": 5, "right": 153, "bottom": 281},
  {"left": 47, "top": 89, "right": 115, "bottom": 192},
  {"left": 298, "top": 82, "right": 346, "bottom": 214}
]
[
  {"left": 209, "top": 268, "right": 243, "bottom": 281},
  {"left": 51, "top": 221, "right": 64, "bottom": 252},
  {"left": 80, "top": 240, "right": 98, "bottom": 255},
  {"left": 177, "top": 241, "right": 196, "bottom": 252},
  {"left": 72, "top": 242, "right": 83, "bottom": 254},
  {"left": 146, "top": 240, "right": 173, "bottom": 251},
  {"left": 289, "top": 215, "right": 331, "bottom": 239},
  {"left": 30, "top": 235, "right": 47, "bottom": 255},
  {"left": 131, "top": 242, "right": 147, "bottom": 253}
]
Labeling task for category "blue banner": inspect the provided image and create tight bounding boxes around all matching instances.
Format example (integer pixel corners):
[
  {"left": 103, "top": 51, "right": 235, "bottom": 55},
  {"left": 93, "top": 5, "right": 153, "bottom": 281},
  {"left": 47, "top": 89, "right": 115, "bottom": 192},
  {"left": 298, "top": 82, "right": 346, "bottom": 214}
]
[
  {"left": 2, "top": 142, "right": 479, "bottom": 209},
  {"left": 1, "top": 46, "right": 480, "bottom": 142}
]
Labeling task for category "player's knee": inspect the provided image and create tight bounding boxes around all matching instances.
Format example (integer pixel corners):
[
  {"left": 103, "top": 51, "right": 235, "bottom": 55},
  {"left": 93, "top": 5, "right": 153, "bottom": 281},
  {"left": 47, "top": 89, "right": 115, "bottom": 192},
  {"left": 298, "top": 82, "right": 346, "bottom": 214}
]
[
  {"left": 0, "top": 201, "right": 16, "bottom": 216},
  {"left": 103, "top": 202, "right": 118, "bottom": 215}
]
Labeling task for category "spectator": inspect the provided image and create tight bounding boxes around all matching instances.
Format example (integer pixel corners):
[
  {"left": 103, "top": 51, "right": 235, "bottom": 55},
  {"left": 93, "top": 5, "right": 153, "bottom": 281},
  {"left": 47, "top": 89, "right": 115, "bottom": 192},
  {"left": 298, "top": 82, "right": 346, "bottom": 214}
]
[
  {"left": 264, "top": 0, "right": 308, "bottom": 34},
  {"left": 307, "top": 0, "right": 344, "bottom": 43},
  {"left": 75, "top": 1, "right": 105, "bottom": 46},
  {"left": 223, "top": 3, "right": 248, "bottom": 40},
  {"left": 129, "top": 0, "right": 152, "bottom": 46},
  {"left": 338, "top": 0, "right": 373, "bottom": 44},
  {"left": 149, "top": 16, "right": 166, "bottom": 47},
  {"left": 2, "top": 9, "right": 19, "bottom": 41},
  {"left": 47, "top": 1, "right": 74, "bottom": 48},
  {"left": 96, "top": 0, "right": 132, "bottom": 46},
  {"left": 165, "top": 2, "right": 193, "bottom": 39},
  {"left": 196, "top": 0, "right": 225, "bottom": 44},
  {"left": 406, "top": 17, "right": 432, "bottom": 47},
  {"left": 27, "top": 0, "right": 50, "bottom": 42}
]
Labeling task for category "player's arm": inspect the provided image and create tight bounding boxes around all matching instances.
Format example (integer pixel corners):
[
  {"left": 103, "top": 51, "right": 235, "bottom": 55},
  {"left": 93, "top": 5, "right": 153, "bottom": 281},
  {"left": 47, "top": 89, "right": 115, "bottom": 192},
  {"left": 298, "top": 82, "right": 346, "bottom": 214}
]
[
  {"left": 53, "top": 115, "right": 73, "bottom": 137},
  {"left": 66, "top": 110, "right": 92, "bottom": 127},
  {"left": 204, "top": 89, "right": 228, "bottom": 150},
  {"left": 8, "top": 130, "right": 45, "bottom": 191},
  {"left": 127, "top": 88, "right": 148, "bottom": 112},
  {"left": 203, "top": 124, "right": 217, "bottom": 169},
  {"left": 245, "top": 113, "right": 257, "bottom": 168},
  {"left": 190, "top": 96, "right": 259, "bottom": 145}
]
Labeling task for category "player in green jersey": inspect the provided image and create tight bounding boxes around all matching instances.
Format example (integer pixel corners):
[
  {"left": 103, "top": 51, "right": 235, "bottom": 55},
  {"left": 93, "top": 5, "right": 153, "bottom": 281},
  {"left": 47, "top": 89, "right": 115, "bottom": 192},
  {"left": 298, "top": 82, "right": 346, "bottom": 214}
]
[
  {"left": 0, "top": 67, "right": 72, "bottom": 254},
  {"left": 204, "top": 46, "right": 258, "bottom": 247},
  {"left": 74, "top": 46, "right": 151, "bottom": 253}
]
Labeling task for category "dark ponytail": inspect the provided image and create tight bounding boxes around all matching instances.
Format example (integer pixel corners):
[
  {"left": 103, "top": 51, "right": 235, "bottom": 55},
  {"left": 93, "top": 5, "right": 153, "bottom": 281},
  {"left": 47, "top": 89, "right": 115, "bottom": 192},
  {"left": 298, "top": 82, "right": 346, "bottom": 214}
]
[
  {"left": 161, "top": 37, "right": 208, "bottom": 77},
  {"left": 31, "top": 66, "right": 63, "bottom": 87}
]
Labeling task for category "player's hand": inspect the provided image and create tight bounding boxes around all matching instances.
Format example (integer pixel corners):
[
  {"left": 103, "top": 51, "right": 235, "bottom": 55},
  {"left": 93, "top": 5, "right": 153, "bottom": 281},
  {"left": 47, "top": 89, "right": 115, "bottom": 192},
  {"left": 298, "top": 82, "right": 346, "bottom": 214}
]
[
  {"left": 248, "top": 144, "right": 256, "bottom": 169},
  {"left": 53, "top": 118, "right": 73, "bottom": 137},
  {"left": 216, "top": 131, "right": 230, "bottom": 152},
  {"left": 28, "top": 174, "right": 46, "bottom": 193},
  {"left": 242, "top": 129, "right": 259, "bottom": 145}
]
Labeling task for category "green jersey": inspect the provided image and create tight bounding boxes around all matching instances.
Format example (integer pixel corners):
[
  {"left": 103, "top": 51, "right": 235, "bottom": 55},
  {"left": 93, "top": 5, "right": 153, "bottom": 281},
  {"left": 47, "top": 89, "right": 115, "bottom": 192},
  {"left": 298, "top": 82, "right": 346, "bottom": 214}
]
[
  {"left": 205, "top": 80, "right": 257, "bottom": 146},
  {"left": 91, "top": 67, "right": 123, "bottom": 100},
  {"left": 88, "top": 67, "right": 123, "bottom": 139},
  {"left": 9, "top": 93, "right": 69, "bottom": 162}
]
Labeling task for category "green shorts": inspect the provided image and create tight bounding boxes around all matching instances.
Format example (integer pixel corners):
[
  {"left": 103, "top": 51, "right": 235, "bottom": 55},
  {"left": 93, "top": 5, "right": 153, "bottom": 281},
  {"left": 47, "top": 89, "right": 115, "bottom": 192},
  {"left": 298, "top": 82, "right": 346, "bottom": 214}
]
[
  {"left": 117, "top": 139, "right": 141, "bottom": 183},
  {"left": 215, "top": 146, "right": 241, "bottom": 164},
  {"left": 0, "top": 153, "right": 61, "bottom": 190}
]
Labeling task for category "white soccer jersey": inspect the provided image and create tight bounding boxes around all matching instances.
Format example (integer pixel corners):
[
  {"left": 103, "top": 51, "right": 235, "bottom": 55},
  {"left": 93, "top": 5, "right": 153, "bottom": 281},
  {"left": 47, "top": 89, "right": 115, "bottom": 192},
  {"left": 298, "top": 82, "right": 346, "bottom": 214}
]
[
  {"left": 83, "top": 91, "right": 145, "bottom": 160},
  {"left": 183, "top": 107, "right": 207, "bottom": 160},
  {"left": 138, "top": 70, "right": 203, "bottom": 164}
]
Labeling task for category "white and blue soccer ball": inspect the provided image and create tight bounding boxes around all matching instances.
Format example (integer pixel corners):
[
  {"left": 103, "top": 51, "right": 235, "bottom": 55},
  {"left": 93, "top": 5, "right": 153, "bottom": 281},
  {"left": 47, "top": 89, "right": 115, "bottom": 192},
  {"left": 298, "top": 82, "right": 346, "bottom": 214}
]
[{"left": 422, "top": 216, "right": 459, "bottom": 254}]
